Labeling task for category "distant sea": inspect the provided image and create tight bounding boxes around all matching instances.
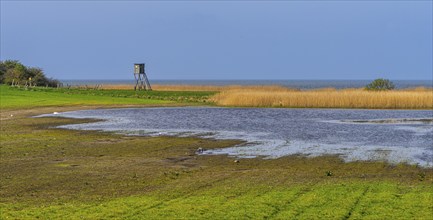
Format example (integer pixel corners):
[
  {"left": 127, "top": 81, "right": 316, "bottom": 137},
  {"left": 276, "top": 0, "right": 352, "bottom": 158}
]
[{"left": 61, "top": 79, "right": 432, "bottom": 90}]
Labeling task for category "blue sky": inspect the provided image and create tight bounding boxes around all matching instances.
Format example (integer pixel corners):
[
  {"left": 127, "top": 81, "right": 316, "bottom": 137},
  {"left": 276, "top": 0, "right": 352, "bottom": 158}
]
[{"left": 1, "top": 1, "right": 432, "bottom": 80}]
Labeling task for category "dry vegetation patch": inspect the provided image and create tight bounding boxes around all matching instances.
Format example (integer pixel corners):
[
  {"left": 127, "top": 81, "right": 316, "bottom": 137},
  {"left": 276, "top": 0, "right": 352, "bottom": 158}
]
[{"left": 211, "top": 87, "right": 433, "bottom": 109}]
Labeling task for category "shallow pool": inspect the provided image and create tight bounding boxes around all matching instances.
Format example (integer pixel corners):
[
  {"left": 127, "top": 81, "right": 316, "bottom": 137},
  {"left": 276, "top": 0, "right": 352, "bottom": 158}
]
[{"left": 38, "top": 107, "right": 433, "bottom": 167}]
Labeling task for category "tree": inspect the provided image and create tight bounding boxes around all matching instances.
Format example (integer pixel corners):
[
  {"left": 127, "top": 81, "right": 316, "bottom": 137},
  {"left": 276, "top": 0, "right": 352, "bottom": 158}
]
[
  {"left": 27, "top": 67, "right": 45, "bottom": 85},
  {"left": 4, "top": 64, "right": 26, "bottom": 85},
  {"left": 365, "top": 78, "right": 395, "bottom": 91},
  {"left": 0, "top": 60, "right": 59, "bottom": 87}
]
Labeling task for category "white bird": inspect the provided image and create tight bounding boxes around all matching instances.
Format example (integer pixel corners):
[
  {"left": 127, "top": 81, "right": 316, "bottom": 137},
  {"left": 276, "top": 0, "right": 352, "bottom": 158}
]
[{"left": 53, "top": 112, "right": 59, "bottom": 115}]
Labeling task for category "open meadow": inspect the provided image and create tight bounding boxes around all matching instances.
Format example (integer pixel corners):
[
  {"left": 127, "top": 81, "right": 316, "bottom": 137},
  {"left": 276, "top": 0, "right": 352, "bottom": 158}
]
[
  {"left": 0, "top": 85, "right": 215, "bottom": 109},
  {"left": 1, "top": 85, "right": 432, "bottom": 219}
]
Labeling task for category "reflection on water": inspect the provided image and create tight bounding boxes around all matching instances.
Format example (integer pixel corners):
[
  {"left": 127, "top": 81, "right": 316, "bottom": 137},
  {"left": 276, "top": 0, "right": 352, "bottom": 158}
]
[{"left": 37, "top": 107, "right": 433, "bottom": 167}]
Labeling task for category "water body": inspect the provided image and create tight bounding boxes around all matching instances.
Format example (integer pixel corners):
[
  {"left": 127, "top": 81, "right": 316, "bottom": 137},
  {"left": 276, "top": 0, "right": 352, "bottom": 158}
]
[
  {"left": 38, "top": 107, "right": 433, "bottom": 167},
  {"left": 61, "top": 79, "right": 432, "bottom": 90}
]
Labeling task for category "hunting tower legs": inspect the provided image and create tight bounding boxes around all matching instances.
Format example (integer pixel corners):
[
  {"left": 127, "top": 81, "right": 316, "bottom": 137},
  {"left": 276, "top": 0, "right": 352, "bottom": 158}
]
[{"left": 134, "top": 63, "right": 152, "bottom": 91}]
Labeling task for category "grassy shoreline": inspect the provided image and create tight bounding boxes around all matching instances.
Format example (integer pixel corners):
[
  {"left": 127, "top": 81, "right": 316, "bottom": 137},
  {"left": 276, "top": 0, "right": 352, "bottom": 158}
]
[
  {"left": 1, "top": 85, "right": 433, "bottom": 218},
  {"left": 3, "top": 84, "right": 432, "bottom": 110},
  {"left": 0, "top": 85, "right": 216, "bottom": 109}
]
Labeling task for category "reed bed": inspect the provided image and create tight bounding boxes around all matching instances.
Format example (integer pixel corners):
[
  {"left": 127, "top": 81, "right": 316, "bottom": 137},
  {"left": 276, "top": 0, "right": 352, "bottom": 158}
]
[{"left": 211, "top": 88, "right": 433, "bottom": 109}]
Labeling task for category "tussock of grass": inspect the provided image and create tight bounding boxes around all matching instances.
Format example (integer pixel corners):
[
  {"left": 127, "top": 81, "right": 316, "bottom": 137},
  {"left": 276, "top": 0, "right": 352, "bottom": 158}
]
[{"left": 211, "top": 87, "right": 433, "bottom": 109}]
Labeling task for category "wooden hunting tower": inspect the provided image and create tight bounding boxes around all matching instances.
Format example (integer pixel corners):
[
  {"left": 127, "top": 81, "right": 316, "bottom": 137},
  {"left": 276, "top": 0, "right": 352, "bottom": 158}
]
[{"left": 134, "top": 63, "right": 152, "bottom": 90}]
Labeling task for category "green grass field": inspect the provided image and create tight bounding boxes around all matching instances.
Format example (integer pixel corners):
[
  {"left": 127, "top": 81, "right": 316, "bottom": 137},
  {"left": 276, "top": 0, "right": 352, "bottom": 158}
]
[
  {"left": 0, "top": 85, "right": 216, "bottom": 109},
  {"left": 3, "top": 182, "right": 431, "bottom": 219},
  {"left": 1, "top": 85, "right": 432, "bottom": 219}
]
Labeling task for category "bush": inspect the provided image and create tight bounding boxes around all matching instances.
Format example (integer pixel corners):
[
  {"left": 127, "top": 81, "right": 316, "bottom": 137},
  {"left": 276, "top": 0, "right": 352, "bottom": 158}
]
[
  {"left": 365, "top": 78, "right": 395, "bottom": 91},
  {"left": 0, "top": 60, "right": 59, "bottom": 87}
]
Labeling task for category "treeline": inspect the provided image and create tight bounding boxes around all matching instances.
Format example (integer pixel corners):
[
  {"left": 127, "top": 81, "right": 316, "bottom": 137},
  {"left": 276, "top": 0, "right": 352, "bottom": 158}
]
[{"left": 0, "top": 60, "right": 60, "bottom": 87}]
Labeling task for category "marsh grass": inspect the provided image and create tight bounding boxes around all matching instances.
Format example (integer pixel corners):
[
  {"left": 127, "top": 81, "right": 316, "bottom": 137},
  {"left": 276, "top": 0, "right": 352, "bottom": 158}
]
[{"left": 211, "top": 87, "right": 433, "bottom": 109}]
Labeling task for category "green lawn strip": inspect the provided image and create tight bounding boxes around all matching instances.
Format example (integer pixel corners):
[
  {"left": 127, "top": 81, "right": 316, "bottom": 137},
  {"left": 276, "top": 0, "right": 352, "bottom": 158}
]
[
  {"left": 196, "top": 185, "right": 305, "bottom": 219},
  {"left": 56, "top": 88, "right": 216, "bottom": 102},
  {"left": 0, "top": 197, "right": 160, "bottom": 220},
  {"left": 0, "top": 85, "right": 219, "bottom": 109},
  {"left": 104, "top": 174, "right": 240, "bottom": 219},
  {"left": 0, "top": 85, "right": 216, "bottom": 109},
  {"left": 0, "top": 86, "right": 168, "bottom": 109},
  {"left": 271, "top": 181, "right": 367, "bottom": 219},
  {"left": 2, "top": 181, "right": 431, "bottom": 219},
  {"left": 0, "top": 174, "right": 237, "bottom": 219},
  {"left": 349, "top": 183, "right": 433, "bottom": 219},
  {"left": 141, "top": 177, "right": 277, "bottom": 219}
]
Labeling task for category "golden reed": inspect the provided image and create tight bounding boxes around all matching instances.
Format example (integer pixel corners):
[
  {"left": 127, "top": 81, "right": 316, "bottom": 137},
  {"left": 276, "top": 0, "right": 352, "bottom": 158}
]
[{"left": 211, "top": 87, "right": 433, "bottom": 109}]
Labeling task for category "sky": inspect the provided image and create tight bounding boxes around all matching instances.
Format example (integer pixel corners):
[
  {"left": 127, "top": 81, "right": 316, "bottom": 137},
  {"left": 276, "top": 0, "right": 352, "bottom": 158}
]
[{"left": 1, "top": 1, "right": 432, "bottom": 80}]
